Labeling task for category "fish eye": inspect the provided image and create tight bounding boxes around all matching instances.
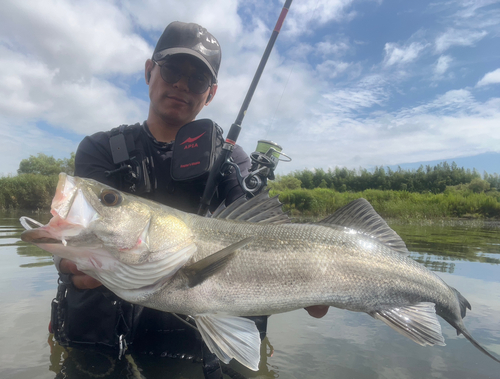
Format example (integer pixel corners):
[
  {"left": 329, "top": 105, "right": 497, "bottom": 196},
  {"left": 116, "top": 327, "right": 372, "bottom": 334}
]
[{"left": 100, "top": 190, "right": 122, "bottom": 207}]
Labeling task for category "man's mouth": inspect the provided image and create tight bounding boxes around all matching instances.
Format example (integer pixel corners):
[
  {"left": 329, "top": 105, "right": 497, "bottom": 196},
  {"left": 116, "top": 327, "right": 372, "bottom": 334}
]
[{"left": 167, "top": 95, "right": 188, "bottom": 104}]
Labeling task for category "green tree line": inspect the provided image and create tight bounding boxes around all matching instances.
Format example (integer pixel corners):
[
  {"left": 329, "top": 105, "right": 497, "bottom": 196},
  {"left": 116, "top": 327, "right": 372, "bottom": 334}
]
[
  {"left": 269, "top": 162, "right": 499, "bottom": 219},
  {"left": 286, "top": 162, "right": 498, "bottom": 193},
  {"left": 0, "top": 153, "right": 74, "bottom": 210}
]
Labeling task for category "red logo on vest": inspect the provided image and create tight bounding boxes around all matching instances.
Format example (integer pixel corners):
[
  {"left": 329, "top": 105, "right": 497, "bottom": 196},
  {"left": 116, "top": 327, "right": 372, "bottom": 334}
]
[
  {"left": 181, "top": 132, "right": 205, "bottom": 145},
  {"left": 184, "top": 143, "right": 198, "bottom": 149}
]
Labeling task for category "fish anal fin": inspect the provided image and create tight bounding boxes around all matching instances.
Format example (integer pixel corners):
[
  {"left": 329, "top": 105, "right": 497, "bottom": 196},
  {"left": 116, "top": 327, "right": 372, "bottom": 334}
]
[
  {"left": 371, "top": 302, "right": 446, "bottom": 347},
  {"left": 195, "top": 314, "right": 261, "bottom": 371},
  {"left": 182, "top": 237, "right": 254, "bottom": 288}
]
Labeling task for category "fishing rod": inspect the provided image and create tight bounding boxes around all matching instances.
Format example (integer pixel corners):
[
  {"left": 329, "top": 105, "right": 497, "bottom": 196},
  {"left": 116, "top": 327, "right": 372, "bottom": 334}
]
[{"left": 198, "top": 0, "right": 293, "bottom": 216}]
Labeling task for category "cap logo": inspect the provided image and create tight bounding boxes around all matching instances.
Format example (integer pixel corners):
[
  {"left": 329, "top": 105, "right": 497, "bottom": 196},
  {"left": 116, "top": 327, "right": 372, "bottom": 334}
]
[
  {"left": 205, "top": 35, "right": 219, "bottom": 47},
  {"left": 193, "top": 42, "right": 220, "bottom": 57}
]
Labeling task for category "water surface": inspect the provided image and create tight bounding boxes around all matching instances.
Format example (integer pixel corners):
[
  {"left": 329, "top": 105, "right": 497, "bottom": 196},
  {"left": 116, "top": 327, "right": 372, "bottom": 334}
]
[{"left": 1, "top": 211, "right": 499, "bottom": 378}]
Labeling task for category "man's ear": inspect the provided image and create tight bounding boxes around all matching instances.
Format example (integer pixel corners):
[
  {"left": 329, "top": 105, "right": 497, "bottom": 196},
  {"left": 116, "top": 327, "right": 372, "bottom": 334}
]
[
  {"left": 205, "top": 83, "right": 218, "bottom": 104},
  {"left": 145, "top": 59, "right": 154, "bottom": 84}
]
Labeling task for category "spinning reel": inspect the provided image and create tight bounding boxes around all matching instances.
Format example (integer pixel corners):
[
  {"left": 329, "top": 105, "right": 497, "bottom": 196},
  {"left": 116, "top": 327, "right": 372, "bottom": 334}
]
[{"left": 242, "top": 140, "right": 291, "bottom": 196}]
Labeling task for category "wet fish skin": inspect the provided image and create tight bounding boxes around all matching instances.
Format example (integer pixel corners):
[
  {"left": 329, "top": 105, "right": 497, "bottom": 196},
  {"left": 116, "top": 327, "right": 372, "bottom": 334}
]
[{"left": 20, "top": 174, "right": 500, "bottom": 370}]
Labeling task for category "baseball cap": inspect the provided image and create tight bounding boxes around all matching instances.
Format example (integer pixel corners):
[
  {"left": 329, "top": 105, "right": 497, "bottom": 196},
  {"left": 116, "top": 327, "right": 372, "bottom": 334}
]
[{"left": 153, "top": 22, "right": 221, "bottom": 82}]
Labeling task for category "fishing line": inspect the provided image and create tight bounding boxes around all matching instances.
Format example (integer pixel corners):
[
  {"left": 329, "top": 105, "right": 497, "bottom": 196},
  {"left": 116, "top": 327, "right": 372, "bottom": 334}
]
[
  {"left": 198, "top": 0, "right": 294, "bottom": 216},
  {"left": 270, "top": 62, "right": 295, "bottom": 129},
  {"left": 171, "top": 313, "right": 199, "bottom": 332},
  {"left": 269, "top": 0, "right": 323, "bottom": 128}
]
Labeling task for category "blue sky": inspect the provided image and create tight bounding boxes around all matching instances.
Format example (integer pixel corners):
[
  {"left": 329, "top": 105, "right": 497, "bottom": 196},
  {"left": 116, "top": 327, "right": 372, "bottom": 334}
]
[{"left": 0, "top": 0, "right": 499, "bottom": 177}]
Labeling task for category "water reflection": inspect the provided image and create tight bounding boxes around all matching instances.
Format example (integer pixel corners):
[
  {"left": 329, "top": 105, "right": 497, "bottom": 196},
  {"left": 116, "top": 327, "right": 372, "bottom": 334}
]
[
  {"left": 392, "top": 222, "right": 500, "bottom": 264},
  {"left": 0, "top": 211, "right": 53, "bottom": 267}
]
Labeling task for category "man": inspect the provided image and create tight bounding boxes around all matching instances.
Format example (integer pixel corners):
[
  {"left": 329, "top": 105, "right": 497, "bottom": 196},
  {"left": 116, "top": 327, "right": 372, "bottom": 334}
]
[
  {"left": 53, "top": 20, "right": 327, "bottom": 376},
  {"left": 58, "top": 21, "right": 248, "bottom": 289}
]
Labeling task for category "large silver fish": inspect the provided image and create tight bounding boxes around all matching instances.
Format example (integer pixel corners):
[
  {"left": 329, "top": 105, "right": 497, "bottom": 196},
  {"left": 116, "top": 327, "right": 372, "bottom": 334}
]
[{"left": 20, "top": 174, "right": 500, "bottom": 370}]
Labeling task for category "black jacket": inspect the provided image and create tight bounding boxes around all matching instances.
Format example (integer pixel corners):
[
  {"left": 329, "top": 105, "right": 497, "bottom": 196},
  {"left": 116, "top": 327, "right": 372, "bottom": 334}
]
[{"left": 75, "top": 122, "right": 250, "bottom": 213}]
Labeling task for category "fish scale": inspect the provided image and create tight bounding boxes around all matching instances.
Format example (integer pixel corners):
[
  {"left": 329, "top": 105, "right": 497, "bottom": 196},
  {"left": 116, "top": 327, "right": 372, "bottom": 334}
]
[{"left": 142, "top": 219, "right": 451, "bottom": 317}]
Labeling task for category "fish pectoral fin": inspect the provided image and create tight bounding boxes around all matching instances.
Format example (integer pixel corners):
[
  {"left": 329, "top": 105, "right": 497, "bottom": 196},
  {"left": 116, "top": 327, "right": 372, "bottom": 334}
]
[
  {"left": 182, "top": 237, "right": 255, "bottom": 288},
  {"left": 371, "top": 302, "right": 446, "bottom": 346},
  {"left": 194, "top": 314, "right": 261, "bottom": 371}
]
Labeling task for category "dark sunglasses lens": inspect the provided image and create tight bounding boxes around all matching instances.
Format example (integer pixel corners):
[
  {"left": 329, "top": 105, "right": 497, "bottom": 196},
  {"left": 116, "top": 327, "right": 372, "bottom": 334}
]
[
  {"left": 160, "top": 66, "right": 181, "bottom": 84},
  {"left": 189, "top": 76, "right": 210, "bottom": 94},
  {"left": 160, "top": 65, "right": 210, "bottom": 94}
]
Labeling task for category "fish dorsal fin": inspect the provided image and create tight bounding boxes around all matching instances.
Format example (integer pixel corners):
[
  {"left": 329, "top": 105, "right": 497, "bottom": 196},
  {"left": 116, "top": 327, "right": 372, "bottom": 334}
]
[
  {"left": 182, "top": 237, "right": 254, "bottom": 287},
  {"left": 195, "top": 314, "right": 261, "bottom": 371},
  {"left": 371, "top": 302, "right": 446, "bottom": 346},
  {"left": 317, "top": 198, "right": 409, "bottom": 255},
  {"left": 212, "top": 191, "right": 290, "bottom": 224}
]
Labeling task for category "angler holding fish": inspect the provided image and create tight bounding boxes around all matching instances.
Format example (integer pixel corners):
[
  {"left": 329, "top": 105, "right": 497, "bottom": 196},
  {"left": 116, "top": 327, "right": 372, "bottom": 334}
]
[{"left": 19, "top": 1, "right": 500, "bottom": 376}]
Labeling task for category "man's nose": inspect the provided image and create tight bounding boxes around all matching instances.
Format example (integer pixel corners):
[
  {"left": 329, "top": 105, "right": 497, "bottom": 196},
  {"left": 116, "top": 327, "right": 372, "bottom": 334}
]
[{"left": 172, "top": 75, "right": 190, "bottom": 91}]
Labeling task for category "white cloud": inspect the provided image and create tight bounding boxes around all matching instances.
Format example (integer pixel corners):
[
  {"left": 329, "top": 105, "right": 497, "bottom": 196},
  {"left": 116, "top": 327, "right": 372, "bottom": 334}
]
[
  {"left": 315, "top": 39, "right": 351, "bottom": 58},
  {"left": 0, "top": 0, "right": 150, "bottom": 79},
  {"left": 286, "top": 0, "right": 358, "bottom": 36},
  {"left": 383, "top": 42, "right": 426, "bottom": 66},
  {"left": 0, "top": 46, "right": 147, "bottom": 133},
  {"left": 274, "top": 89, "right": 500, "bottom": 174},
  {"left": 435, "top": 28, "right": 487, "bottom": 53},
  {"left": 476, "top": 68, "right": 500, "bottom": 87},
  {"left": 0, "top": 0, "right": 499, "bottom": 179},
  {"left": 316, "top": 60, "right": 351, "bottom": 79},
  {"left": 322, "top": 86, "right": 385, "bottom": 115},
  {"left": 122, "top": 0, "right": 241, "bottom": 37},
  {"left": 433, "top": 55, "right": 452, "bottom": 76},
  {"left": 403, "top": 89, "right": 476, "bottom": 116},
  {"left": 451, "top": 0, "right": 500, "bottom": 22}
]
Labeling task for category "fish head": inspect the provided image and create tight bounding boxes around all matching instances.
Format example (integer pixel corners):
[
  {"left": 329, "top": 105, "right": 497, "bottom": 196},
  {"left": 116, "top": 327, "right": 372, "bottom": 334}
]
[{"left": 21, "top": 173, "right": 196, "bottom": 297}]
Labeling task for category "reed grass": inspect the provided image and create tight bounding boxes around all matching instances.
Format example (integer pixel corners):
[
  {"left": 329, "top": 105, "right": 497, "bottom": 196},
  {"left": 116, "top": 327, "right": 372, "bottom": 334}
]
[{"left": 272, "top": 187, "right": 500, "bottom": 220}]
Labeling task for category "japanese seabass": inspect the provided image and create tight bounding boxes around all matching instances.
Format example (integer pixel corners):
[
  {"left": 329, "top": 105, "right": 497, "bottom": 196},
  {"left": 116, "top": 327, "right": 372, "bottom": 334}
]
[{"left": 21, "top": 174, "right": 500, "bottom": 370}]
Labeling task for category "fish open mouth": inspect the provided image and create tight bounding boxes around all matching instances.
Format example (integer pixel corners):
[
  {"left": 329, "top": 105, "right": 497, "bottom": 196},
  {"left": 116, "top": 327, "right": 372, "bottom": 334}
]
[
  {"left": 20, "top": 216, "right": 62, "bottom": 244},
  {"left": 20, "top": 173, "right": 99, "bottom": 246}
]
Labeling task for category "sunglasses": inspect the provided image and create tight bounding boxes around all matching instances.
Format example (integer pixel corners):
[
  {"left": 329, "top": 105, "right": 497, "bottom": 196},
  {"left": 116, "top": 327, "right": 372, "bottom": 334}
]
[{"left": 153, "top": 60, "right": 213, "bottom": 94}]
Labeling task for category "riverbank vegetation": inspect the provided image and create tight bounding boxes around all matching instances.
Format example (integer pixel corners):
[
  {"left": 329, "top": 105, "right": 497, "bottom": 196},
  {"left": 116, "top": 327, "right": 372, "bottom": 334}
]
[
  {"left": 271, "top": 187, "right": 500, "bottom": 221},
  {"left": 1, "top": 153, "right": 499, "bottom": 219},
  {"left": 270, "top": 163, "right": 499, "bottom": 220},
  {"left": 0, "top": 153, "right": 73, "bottom": 210}
]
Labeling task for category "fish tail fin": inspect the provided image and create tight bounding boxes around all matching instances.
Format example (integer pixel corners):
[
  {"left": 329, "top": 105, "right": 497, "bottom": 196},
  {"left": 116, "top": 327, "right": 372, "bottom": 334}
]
[
  {"left": 441, "top": 288, "right": 500, "bottom": 364},
  {"left": 451, "top": 321, "right": 500, "bottom": 364},
  {"left": 451, "top": 286, "right": 471, "bottom": 319}
]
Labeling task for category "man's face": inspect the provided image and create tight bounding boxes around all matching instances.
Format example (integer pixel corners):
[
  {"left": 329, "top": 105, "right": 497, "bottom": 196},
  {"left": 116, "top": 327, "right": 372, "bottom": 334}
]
[{"left": 147, "top": 54, "right": 217, "bottom": 128}]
